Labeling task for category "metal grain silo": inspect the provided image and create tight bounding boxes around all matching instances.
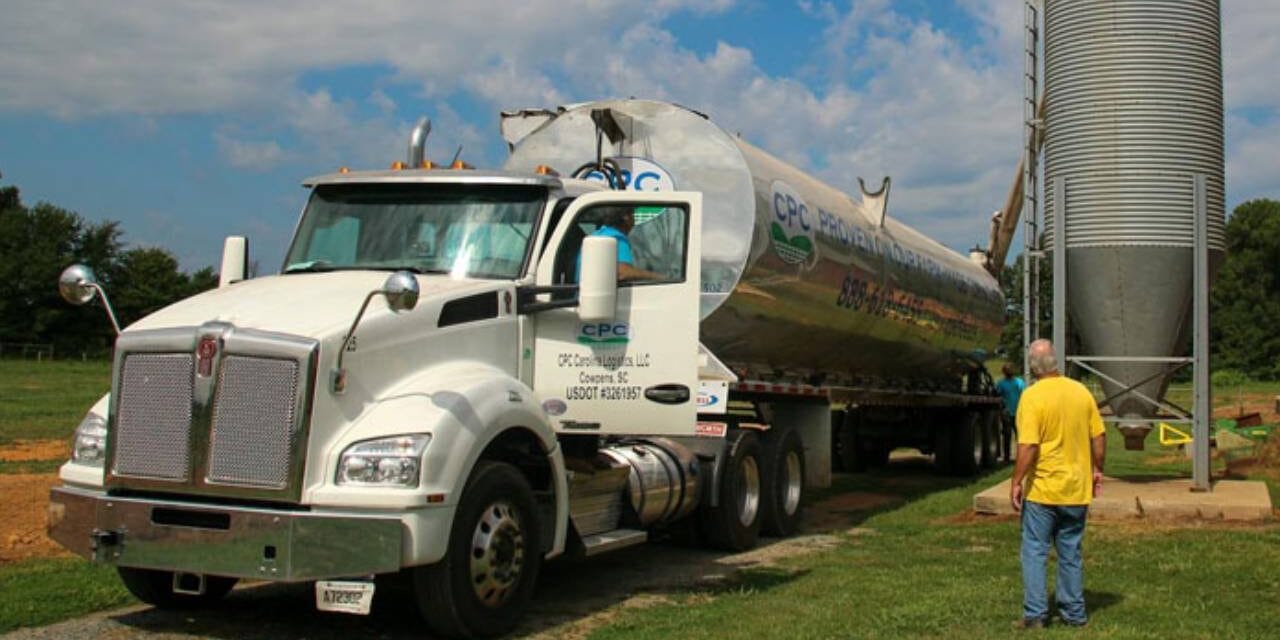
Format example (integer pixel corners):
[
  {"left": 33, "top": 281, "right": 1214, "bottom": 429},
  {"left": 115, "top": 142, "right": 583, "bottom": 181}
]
[{"left": 1043, "top": 0, "right": 1224, "bottom": 448}]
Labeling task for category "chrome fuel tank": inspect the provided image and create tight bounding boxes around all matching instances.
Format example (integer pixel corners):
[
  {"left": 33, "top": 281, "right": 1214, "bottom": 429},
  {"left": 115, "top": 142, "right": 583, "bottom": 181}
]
[{"left": 505, "top": 100, "right": 1002, "bottom": 384}]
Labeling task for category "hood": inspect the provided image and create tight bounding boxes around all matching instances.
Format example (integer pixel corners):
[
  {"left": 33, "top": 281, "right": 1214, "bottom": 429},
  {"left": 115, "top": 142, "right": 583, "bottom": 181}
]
[{"left": 128, "top": 272, "right": 503, "bottom": 339}]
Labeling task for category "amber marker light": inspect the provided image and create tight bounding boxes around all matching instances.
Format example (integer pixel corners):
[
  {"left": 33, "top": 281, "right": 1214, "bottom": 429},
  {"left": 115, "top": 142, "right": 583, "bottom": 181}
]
[
  {"left": 534, "top": 164, "right": 560, "bottom": 177},
  {"left": 390, "top": 160, "right": 406, "bottom": 170},
  {"left": 338, "top": 167, "right": 350, "bottom": 174}
]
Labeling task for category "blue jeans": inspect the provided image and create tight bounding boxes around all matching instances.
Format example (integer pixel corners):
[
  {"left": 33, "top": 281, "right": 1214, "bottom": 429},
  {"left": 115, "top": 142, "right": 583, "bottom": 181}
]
[{"left": 1021, "top": 500, "right": 1089, "bottom": 624}]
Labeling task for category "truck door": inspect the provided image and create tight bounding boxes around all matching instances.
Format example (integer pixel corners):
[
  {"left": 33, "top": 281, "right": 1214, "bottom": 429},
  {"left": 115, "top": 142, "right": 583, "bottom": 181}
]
[{"left": 531, "top": 191, "right": 702, "bottom": 436}]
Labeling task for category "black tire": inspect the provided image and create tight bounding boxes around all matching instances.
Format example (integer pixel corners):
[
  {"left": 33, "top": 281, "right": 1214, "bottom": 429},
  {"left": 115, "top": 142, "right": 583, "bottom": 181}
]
[
  {"left": 979, "top": 410, "right": 1000, "bottom": 469},
  {"left": 117, "top": 567, "right": 237, "bottom": 609},
  {"left": 949, "top": 411, "right": 982, "bottom": 476},
  {"left": 837, "top": 411, "right": 885, "bottom": 473},
  {"left": 701, "top": 431, "right": 764, "bottom": 551},
  {"left": 414, "top": 461, "right": 542, "bottom": 639},
  {"left": 760, "top": 427, "right": 805, "bottom": 537}
]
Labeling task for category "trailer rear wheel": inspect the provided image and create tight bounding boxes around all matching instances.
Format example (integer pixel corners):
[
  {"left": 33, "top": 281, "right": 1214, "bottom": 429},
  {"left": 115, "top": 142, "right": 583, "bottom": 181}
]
[
  {"left": 760, "top": 427, "right": 805, "bottom": 537},
  {"left": 701, "top": 431, "right": 763, "bottom": 551},
  {"left": 414, "top": 460, "right": 541, "bottom": 639},
  {"left": 949, "top": 411, "right": 982, "bottom": 476},
  {"left": 116, "top": 568, "right": 237, "bottom": 609}
]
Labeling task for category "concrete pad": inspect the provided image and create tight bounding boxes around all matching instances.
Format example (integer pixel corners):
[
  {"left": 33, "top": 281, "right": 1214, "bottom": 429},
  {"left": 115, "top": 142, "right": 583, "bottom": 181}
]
[{"left": 972, "top": 477, "right": 1273, "bottom": 522}]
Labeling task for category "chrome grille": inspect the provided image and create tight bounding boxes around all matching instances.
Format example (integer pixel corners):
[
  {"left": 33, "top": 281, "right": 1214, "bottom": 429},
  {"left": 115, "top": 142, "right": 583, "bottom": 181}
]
[
  {"left": 208, "top": 355, "right": 301, "bottom": 488},
  {"left": 113, "top": 353, "right": 194, "bottom": 481}
]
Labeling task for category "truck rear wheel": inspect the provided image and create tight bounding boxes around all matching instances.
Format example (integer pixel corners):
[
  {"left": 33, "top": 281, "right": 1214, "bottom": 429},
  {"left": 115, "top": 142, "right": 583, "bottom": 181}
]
[
  {"left": 760, "top": 427, "right": 805, "bottom": 537},
  {"left": 414, "top": 460, "right": 541, "bottom": 639},
  {"left": 701, "top": 431, "right": 763, "bottom": 551},
  {"left": 117, "top": 568, "right": 237, "bottom": 608}
]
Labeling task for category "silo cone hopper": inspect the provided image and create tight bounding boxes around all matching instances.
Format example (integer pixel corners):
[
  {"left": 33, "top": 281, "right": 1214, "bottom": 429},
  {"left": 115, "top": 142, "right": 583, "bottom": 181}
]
[
  {"left": 1069, "top": 247, "right": 1217, "bottom": 450},
  {"left": 1044, "top": 0, "right": 1225, "bottom": 450}
]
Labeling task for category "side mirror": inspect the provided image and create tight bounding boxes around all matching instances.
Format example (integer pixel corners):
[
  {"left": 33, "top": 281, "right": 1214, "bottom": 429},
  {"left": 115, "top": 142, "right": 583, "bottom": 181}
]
[
  {"left": 219, "top": 236, "right": 247, "bottom": 287},
  {"left": 382, "top": 271, "right": 420, "bottom": 312},
  {"left": 578, "top": 236, "right": 618, "bottom": 323},
  {"left": 58, "top": 264, "right": 99, "bottom": 305},
  {"left": 333, "top": 271, "right": 420, "bottom": 393},
  {"left": 58, "top": 264, "right": 122, "bottom": 335}
]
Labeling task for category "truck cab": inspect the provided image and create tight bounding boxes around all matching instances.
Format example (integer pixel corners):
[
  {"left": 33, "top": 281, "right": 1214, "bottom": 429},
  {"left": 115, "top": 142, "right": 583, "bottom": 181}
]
[{"left": 49, "top": 161, "right": 727, "bottom": 638}]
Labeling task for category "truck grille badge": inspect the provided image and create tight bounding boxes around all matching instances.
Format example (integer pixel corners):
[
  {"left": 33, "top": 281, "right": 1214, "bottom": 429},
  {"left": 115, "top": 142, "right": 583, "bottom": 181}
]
[{"left": 196, "top": 336, "right": 217, "bottom": 378}]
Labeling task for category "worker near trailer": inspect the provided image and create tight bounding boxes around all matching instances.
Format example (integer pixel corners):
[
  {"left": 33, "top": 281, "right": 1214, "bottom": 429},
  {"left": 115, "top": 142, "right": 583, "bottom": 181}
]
[
  {"left": 1010, "top": 339, "right": 1106, "bottom": 629},
  {"left": 995, "top": 363, "right": 1026, "bottom": 463}
]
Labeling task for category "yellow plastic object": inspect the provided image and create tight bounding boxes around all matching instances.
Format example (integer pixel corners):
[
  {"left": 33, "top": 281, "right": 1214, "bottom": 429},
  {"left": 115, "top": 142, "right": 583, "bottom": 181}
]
[{"left": 1158, "top": 422, "right": 1191, "bottom": 446}]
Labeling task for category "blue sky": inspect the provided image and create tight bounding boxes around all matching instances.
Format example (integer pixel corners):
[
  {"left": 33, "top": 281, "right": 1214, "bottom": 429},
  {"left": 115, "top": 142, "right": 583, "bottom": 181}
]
[{"left": 2, "top": 1, "right": 1277, "bottom": 272}]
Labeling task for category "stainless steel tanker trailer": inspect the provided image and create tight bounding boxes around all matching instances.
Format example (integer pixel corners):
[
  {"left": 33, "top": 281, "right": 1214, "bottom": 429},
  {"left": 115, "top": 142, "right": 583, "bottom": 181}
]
[{"left": 48, "top": 98, "right": 1003, "bottom": 638}]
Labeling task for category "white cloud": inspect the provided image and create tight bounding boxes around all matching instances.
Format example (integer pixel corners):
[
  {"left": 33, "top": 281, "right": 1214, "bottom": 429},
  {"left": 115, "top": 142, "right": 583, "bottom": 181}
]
[
  {"left": 4, "top": 0, "right": 1277, "bottom": 262},
  {"left": 215, "top": 133, "right": 286, "bottom": 171}
]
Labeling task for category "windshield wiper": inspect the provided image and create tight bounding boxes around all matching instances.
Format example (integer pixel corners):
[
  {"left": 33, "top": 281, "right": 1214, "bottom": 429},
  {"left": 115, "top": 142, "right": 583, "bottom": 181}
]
[{"left": 284, "top": 260, "right": 335, "bottom": 273}]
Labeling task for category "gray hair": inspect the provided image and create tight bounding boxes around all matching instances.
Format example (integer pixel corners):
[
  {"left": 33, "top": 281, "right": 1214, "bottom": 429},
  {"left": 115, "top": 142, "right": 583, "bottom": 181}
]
[{"left": 1027, "top": 339, "right": 1059, "bottom": 377}]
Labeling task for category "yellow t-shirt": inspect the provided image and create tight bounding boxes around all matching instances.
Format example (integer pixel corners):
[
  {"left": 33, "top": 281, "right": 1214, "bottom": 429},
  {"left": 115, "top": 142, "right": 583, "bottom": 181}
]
[{"left": 1016, "top": 375, "right": 1106, "bottom": 505}]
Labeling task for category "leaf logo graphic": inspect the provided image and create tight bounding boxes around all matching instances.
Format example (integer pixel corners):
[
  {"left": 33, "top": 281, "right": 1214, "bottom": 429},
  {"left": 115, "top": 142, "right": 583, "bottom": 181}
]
[{"left": 771, "top": 222, "right": 814, "bottom": 265}]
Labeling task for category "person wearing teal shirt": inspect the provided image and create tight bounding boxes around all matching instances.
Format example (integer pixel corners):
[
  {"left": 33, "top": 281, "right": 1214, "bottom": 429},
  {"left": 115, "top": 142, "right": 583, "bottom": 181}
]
[{"left": 994, "top": 362, "right": 1026, "bottom": 463}]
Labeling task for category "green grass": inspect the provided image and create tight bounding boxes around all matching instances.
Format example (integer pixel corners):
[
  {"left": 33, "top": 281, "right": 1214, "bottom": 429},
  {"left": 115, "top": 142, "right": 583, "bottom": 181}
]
[
  {"left": 0, "top": 459, "right": 64, "bottom": 474},
  {"left": 0, "top": 558, "right": 132, "bottom": 633},
  {"left": 588, "top": 460, "right": 1280, "bottom": 640},
  {"left": 0, "top": 359, "right": 111, "bottom": 444}
]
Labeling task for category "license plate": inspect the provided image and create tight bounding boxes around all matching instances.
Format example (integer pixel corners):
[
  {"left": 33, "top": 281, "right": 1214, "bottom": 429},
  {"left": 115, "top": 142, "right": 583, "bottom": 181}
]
[{"left": 315, "top": 580, "right": 375, "bottom": 615}]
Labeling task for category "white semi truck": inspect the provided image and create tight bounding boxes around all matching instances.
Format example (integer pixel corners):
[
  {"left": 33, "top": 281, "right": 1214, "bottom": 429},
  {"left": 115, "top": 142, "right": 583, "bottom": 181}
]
[{"left": 49, "top": 100, "right": 1003, "bottom": 638}]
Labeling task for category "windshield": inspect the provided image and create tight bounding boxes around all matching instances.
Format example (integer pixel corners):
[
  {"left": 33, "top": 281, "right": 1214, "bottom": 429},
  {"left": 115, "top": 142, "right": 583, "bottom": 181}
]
[{"left": 283, "top": 183, "right": 546, "bottom": 279}]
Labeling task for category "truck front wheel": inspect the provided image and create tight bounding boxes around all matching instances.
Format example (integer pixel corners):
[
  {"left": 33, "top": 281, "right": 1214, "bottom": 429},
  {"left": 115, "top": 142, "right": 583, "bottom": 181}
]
[
  {"left": 117, "top": 568, "right": 237, "bottom": 608},
  {"left": 414, "top": 460, "right": 542, "bottom": 639}
]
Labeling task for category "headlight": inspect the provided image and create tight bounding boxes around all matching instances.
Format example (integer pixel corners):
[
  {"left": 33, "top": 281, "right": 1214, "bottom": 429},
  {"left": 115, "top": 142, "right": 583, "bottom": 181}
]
[
  {"left": 71, "top": 413, "right": 108, "bottom": 467},
  {"left": 336, "top": 434, "right": 431, "bottom": 488}
]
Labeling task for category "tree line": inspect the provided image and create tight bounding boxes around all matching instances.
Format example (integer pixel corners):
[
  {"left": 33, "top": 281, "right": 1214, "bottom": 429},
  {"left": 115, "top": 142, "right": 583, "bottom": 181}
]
[
  {"left": 998, "top": 198, "right": 1280, "bottom": 381},
  {"left": 0, "top": 184, "right": 217, "bottom": 358}
]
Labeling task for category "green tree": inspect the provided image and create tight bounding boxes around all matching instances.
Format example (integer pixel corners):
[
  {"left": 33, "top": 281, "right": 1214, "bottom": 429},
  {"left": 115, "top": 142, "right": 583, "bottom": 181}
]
[
  {"left": 0, "top": 183, "right": 217, "bottom": 357},
  {"left": 1210, "top": 199, "right": 1280, "bottom": 379}
]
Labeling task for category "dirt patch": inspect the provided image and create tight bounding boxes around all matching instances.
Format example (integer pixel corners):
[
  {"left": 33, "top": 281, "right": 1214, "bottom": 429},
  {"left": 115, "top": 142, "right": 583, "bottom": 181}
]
[
  {"left": 933, "top": 510, "right": 1017, "bottom": 526},
  {"left": 0, "top": 472, "right": 70, "bottom": 563},
  {"left": 0, "top": 439, "right": 69, "bottom": 462},
  {"left": 804, "top": 492, "right": 902, "bottom": 531},
  {"left": 1213, "top": 393, "right": 1280, "bottom": 425}
]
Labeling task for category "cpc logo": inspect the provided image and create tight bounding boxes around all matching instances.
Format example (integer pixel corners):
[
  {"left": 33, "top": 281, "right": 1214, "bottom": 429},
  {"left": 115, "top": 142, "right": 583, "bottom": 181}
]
[
  {"left": 577, "top": 322, "right": 631, "bottom": 346},
  {"left": 583, "top": 157, "right": 675, "bottom": 192},
  {"left": 769, "top": 180, "right": 817, "bottom": 267},
  {"left": 696, "top": 392, "right": 719, "bottom": 408}
]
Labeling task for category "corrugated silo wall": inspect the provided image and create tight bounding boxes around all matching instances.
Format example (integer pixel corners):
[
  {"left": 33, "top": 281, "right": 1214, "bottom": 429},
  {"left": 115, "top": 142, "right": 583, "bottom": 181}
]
[{"left": 1042, "top": 0, "right": 1225, "bottom": 441}]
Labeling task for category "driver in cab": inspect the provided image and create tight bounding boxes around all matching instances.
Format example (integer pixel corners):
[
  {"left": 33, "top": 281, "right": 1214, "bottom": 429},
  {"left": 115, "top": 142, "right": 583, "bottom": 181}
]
[{"left": 578, "top": 207, "right": 661, "bottom": 282}]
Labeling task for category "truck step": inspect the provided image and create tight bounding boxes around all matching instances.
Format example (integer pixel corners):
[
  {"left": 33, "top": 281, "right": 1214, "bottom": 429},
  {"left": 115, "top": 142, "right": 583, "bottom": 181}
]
[{"left": 581, "top": 529, "right": 647, "bottom": 557}]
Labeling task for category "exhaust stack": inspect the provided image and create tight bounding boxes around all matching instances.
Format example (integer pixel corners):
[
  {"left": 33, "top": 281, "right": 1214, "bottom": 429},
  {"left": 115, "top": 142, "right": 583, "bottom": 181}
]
[{"left": 407, "top": 117, "right": 431, "bottom": 168}]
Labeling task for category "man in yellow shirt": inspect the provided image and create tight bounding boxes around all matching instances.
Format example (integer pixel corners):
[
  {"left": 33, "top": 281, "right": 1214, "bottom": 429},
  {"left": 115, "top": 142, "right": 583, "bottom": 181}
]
[{"left": 1010, "top": 339, "right": 1106, "bottom": 628}]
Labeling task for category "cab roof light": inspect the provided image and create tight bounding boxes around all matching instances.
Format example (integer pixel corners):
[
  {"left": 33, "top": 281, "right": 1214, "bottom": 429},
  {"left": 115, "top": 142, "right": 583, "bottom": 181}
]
[
  {"left": 419, "top": 160, "right": 436, "bottom": 169},
  {"left": 450, "top": 159, "right": 474, "bottom": 170},
  {"left": 534, "top": 164, "right": 560, "bottom": 177},
  {"left": 390, "top": 160, "right": 406, "bottom": 170},
  {"left": 338, "top": 166, "right": 350, "bottom": 174}
]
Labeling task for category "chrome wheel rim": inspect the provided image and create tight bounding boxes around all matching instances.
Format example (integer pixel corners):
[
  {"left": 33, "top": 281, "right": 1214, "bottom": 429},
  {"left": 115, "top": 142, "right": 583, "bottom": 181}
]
[
  {"left": 469, "top": 501, "right": 524, "bottom": 608},
  {"left": 782, "top": 450, "right": 803, "bottom": 516},
  {"left": 737, "top": 455, "right": 761, "bottom": 527}
]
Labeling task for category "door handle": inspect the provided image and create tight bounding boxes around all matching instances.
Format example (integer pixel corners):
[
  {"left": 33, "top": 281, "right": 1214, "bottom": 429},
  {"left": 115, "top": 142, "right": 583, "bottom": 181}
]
[{"left": 644, "top": 384, "right": 690, "bottom": 405}]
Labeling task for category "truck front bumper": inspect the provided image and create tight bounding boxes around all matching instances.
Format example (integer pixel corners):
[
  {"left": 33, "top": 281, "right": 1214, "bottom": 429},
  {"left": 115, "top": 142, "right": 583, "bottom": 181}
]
[{"left": 48, "top": 486, "right": 403, "bottom": 582}]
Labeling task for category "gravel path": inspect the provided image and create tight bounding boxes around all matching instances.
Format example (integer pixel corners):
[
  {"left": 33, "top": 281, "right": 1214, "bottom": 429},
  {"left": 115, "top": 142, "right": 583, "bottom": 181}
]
[{"left": 1, "top": 529, "right": 853, "bottom": 640}]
